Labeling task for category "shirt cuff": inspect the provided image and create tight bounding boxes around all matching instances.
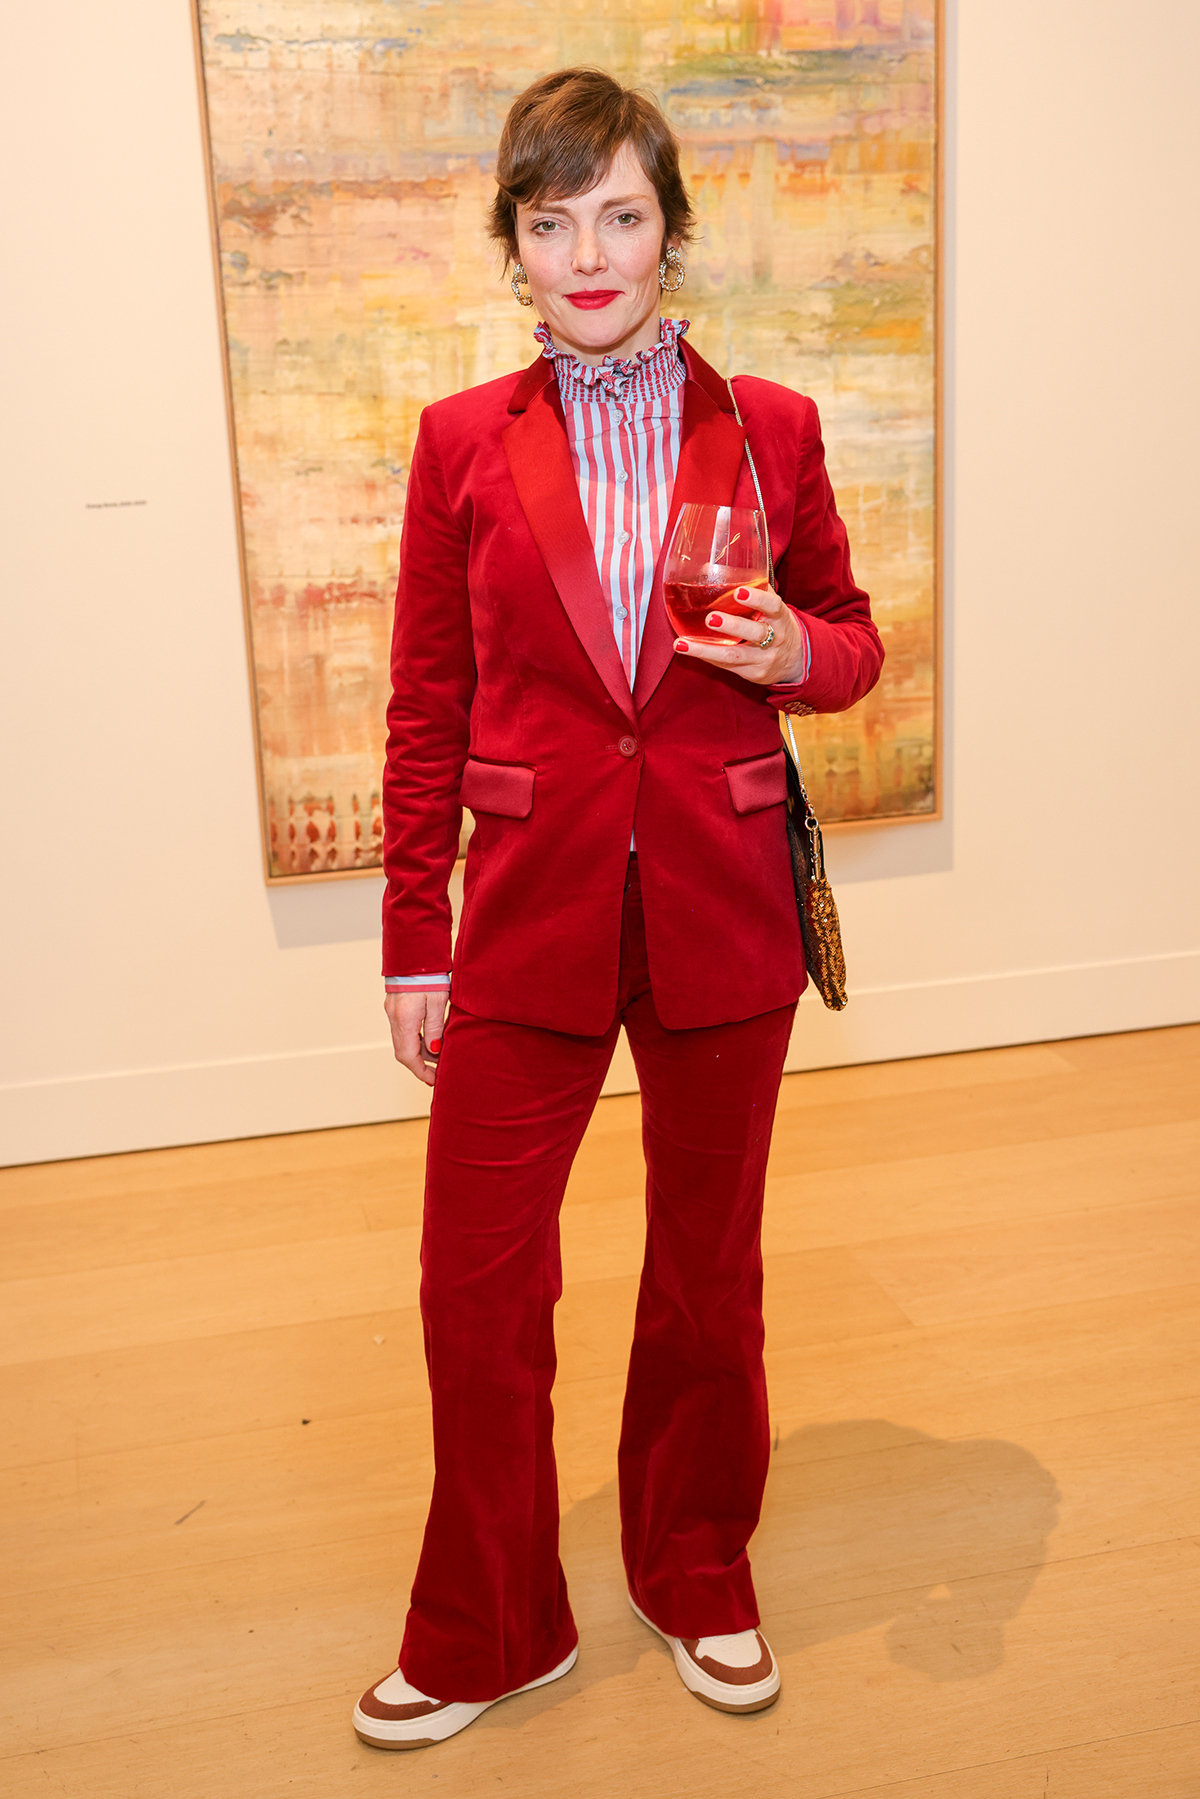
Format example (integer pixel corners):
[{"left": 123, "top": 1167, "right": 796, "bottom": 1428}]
[
  {"left": 384, "top": 973, "right": 451, "bottom": 992},
  {"left": 766, "top": 614, "right": 816, "bottom": 714}
]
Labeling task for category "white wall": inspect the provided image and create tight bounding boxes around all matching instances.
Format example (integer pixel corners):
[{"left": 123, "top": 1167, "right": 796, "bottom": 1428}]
[{"left": 2, "top": 1, "right": 1197, "bottom": 1167}]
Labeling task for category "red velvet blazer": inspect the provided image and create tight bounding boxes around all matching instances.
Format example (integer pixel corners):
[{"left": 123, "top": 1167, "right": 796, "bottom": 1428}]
[{"left": 381, "top": 339, "right": 883, "bottom": 1033}]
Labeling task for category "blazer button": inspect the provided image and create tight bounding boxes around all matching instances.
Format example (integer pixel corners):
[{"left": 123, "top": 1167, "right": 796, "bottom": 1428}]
[{"left": 617, "top": 736, "right": 639, "bottom": 758}]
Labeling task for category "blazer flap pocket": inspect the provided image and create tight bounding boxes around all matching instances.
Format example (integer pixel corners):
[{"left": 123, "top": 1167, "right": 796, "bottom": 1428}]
[
  {"left": 459, "top": 757, "right": 535, "bottom": 819},
  {"left": 724, "top": 748, "right": 788, "bottom": 816}
]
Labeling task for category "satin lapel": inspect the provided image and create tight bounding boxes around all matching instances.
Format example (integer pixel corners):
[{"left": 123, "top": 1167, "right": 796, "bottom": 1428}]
[
  {"left": 503, "top": 382, "right": 636, "bottom": 723},
  {"left": 632, "top": 373, "right": 747, "bottom": 712}
]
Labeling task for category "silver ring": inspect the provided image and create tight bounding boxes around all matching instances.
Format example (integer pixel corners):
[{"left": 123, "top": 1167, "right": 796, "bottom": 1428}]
[{"left": 758, "top": 625, "right": 775, "bottom": 650}]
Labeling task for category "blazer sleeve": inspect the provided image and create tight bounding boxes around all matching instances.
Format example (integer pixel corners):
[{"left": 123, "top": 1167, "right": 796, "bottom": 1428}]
[
  {"left": 767, "top": 396, "right": 884, "bottom": 716},
  {"left": 381, "top": 407, "right": 476, "bottom": 976}
]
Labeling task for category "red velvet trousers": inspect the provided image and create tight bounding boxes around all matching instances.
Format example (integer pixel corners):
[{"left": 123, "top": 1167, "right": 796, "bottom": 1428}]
[{"left": 398, "top": 859, "right": 797, "bottom": 1701}]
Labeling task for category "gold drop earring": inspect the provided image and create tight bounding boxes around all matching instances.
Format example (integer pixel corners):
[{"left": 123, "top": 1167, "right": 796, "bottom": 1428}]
[
  {"left": 511, "top": 262, "right": 534, "bottom": 307},
  {"left": 658, "top": 246, "right": 686, "bottom": 293}
]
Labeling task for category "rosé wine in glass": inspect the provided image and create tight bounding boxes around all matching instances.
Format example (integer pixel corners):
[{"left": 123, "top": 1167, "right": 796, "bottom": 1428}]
[{"left": 663, "top": 503, "right": 770, "bottom": 645}]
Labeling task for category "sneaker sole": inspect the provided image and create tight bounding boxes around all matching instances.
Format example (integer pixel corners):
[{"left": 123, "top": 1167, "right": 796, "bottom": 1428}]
[
  {"left": 629, "top": 1595, "right": 781, "bottom": 1714},
  {"left": 353, "top": 1645, "right": 578, "bottom": 1749}
]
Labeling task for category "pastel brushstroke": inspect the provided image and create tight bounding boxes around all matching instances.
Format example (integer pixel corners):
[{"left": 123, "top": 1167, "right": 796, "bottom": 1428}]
[{"left": 197, "top": 0, "right": 937, "bottom": 876}]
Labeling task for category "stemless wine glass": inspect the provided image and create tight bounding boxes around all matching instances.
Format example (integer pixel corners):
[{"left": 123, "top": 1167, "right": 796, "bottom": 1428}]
[{"left": 663, "top": 504, "right": 770, "bottom": 645}]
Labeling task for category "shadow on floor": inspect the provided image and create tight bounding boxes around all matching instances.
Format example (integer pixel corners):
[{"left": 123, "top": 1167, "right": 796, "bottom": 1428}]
[{"left": 555, "top": 1417, "right": 1060, "bottom": 1692}]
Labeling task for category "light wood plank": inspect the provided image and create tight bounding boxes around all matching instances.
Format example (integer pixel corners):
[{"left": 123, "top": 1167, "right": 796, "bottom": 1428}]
[
  {"left": 1054, "top": 1021, "right": 1200, "bottom": 1075},
  {"left": 2, "top": 1540, "right": 1198, "bottom": 1794},
  {"left": 838, "top": 1725, "right": 1200, "bottom": 1799},
  {"left": 4, "top": 1346, "right": 1196, "bottom": 1626},
  {"left": 765, "top": 1283, "right": 1200, "bottom": 1445},
  {"left": 16, "top": 1110, "right": 1190, "bottom": 1349},
  {"left": 766, "top": 1055, "right": 1199, "bottom": 1174},
  {"left": 2, "top": 1024, "right": 1198, "bottom": 1797},
  {"left": 762, "top": 1119, "right": 1200, "bottom": 1252},
  {"left": 851, "top": 1190, "right": 1200, "bottom": 1325},
  {"left": 0, "top": 1311, "right": 420, "bottom": 1471},
  {"left": 9, "top": 1723, "right": 1197, "bottom": 1799},
  {"left": 0, "top": 1226, "right": 422, "bottom": 1367},
  {"left": 0, "top": 1167, "right": 424, "bottom": 1283},
  {"left": 773, "top": 1040, "right": 1081, "bottom": 1104},
  {"left": 0, "top": 1117, "right": 432, "bottom": 1212}
]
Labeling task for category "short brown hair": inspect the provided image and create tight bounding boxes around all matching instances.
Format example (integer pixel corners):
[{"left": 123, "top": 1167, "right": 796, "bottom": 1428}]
[{"left": 488, "top": 68, "right": 695, "bottom": 265}]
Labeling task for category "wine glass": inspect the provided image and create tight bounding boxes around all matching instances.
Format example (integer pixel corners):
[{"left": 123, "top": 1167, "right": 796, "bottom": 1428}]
[{"left": 663, "top": 504, "right": 770, "bottom": 645}]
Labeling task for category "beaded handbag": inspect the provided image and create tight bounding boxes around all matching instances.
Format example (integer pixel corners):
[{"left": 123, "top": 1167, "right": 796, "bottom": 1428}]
[
  {"left": 726, "top": 378, "right": 849, "bottom": 1011},
  {"left": 781, "top": 713, "right": 848, "bottom": 1010}
]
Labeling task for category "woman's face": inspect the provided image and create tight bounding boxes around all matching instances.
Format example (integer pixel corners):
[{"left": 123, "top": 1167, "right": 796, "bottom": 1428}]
[{"left": 514, "top": 141, "right": 672, "bottom": 365}]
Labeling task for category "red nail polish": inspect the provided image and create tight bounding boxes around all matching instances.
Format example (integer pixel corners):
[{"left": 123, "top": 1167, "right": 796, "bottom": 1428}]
[
  {"left": 707, "top": 614, "right": 722, "bottom": 628},
  {"left": 736, "top": 587, "right": 750, "bottom": 600},
  {"left": 674, "top": 639, "right": 688, "bottom": 652},
  {"left": 427, "top": 1038, "right": 442, "bottom": 1054}
]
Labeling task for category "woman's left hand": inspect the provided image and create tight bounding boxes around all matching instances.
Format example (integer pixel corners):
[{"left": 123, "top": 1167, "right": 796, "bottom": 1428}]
[{"left": 672, "top": 584, "right": 807, "bottom": 687}]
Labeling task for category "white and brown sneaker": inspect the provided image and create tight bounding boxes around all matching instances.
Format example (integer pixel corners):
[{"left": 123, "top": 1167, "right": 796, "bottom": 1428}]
[
  {"left": 352, "top": 1646, "right": 578, "bottom": 1749},
  {"left": 630, "top": 1596, "right": 780, "bottom": 1714}
]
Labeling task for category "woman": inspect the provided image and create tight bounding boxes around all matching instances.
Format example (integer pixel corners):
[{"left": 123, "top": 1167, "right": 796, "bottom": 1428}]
[{"left": 354, "top": 68, "right": 882, "bottom": 1750}]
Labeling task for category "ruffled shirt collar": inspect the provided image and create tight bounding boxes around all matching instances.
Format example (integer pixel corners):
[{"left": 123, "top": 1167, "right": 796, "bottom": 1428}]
[{"left": 535, "top": 316, "right": 689, "bottom": 403}]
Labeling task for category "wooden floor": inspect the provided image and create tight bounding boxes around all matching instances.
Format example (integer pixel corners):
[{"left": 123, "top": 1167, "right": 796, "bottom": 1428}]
[{"left": 2, "top": 1024, "right": 1199, "bottom": 1797}]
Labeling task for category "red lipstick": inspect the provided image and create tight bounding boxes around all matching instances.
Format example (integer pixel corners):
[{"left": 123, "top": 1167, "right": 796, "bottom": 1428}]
[{"left": 564, "top": 290, "right": 621, "bottom": 309}]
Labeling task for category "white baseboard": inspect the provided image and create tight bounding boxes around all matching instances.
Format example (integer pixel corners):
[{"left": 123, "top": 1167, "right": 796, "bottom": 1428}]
[
  {"left": 2, "top": 950, "right": 1196, "bottom": 1167},
  {"left": 783, "top": 947, "right": 1200, "bottom": 1073}
]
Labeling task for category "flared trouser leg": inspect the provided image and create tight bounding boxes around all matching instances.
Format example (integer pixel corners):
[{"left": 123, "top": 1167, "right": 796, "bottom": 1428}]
[
  {"left": 397, "top": 1000, "right": 620, "bottom": 1702},
  {"left": 618, "top": 982, "right": 796, "bottom": 1639}
]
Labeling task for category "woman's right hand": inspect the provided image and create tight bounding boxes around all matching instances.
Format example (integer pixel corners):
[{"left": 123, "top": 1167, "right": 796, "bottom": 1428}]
[{"left": 385, "top": 990, "right": 448, "bottom": 1087}]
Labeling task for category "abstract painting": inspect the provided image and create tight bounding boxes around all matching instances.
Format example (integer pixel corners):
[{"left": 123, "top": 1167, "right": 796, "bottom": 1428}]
[{"left": 194, "top": 0, "right": 938, "bottom": 879}]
